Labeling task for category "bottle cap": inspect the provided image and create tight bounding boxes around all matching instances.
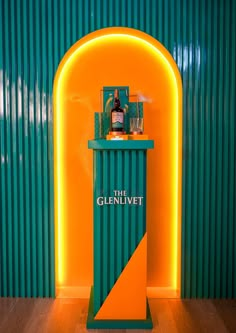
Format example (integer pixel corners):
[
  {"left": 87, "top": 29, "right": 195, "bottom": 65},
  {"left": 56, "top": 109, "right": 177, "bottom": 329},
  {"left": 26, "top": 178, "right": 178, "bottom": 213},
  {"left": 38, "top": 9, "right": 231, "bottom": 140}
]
[{"left": 114, "top": 89, "right": 119, "bottom": 98}]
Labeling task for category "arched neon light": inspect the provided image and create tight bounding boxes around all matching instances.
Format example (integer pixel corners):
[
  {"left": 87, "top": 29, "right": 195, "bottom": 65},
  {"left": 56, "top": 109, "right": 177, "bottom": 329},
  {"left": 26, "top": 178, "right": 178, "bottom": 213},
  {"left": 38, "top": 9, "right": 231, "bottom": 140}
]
[{"left": 53, "top": 27, "right": 182, "bottom": 293}]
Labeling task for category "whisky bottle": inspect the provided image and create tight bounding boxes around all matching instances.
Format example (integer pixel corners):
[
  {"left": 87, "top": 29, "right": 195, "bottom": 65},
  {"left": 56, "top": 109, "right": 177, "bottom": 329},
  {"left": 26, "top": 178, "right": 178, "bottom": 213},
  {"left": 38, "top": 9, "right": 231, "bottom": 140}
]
[{"left": 111, "top": 89, "right": 124, "bottom": 133}]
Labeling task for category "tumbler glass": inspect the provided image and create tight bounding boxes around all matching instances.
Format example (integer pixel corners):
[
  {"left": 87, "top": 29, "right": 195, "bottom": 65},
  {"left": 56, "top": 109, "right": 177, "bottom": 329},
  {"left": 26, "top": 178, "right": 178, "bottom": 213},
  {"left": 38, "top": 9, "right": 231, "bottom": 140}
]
[{"left": 129, "top": 117, "right": 143, "bottom": 134}]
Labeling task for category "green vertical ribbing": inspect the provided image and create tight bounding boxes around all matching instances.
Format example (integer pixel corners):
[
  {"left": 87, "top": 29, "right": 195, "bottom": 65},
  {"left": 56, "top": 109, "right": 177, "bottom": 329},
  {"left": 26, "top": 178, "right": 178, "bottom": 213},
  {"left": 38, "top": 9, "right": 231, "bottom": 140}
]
[
  {"left": 47, "top": 0, "right": 55, "bottom": 298},
  {"left": 6, "top": 45, "right": 14, "bottom": 296},
  {"left": 181, "top": 0, "right": 186, "bottom": 297},
  {"left": 216, "top": 1, "right": 224, "bottom": 298},
  {"left": 94, "top": 150, "right": 102, "bottom": 314},
  {"left": 120, "top": 0, "right": 126, "bottom": 26},
  {"left": 179, "top": 0, "right": 186, "bottom": 297},
  {"left": 215, "top": 2, "right": 224, "bottom": 298},
  {"left": 16, "top": 0, "right": 25, "bottom": 296},
  {"left": 157, "top": 1, "right": 163, "bottom": 41},
  {"left": 59, "top": 0, "right": 65, "bottom": 58},
  {"left": 123, "top": 151, "right": 130, "bottom": 264},
  {"left": 137, "top": 151, "right": 144, "bottom": 240},
  {"left": 209, "top": 1, "right": 217, "bottom": 298},
  {"left": 116, "top": 150, "right": 123, "bottom": 278},
  {"left": 9, "top": 0, "right": 19, "bottom": 297},
  {"left": 94, "top": 0, "right": 100, "bottom": 29},
  {"left": 143, "top": 152, "right": 147, "bottom": 238},
  {"left": 151, "top": 0, "right": 157, "bottom": 38},
  {"left": 71, "top": 0, "right": 77, "bottom": 42},
  {"left": 228, "top": 0, "right": 236, "bottom": 297},
  {"left": 127, "top": 0, "right": 132, "bottom": 26},
  {"left": 52, "top": 0, "right": 59, "bottom": 69},
  {"left": 34, "top": 0, "right": 43, "bottom": 296},
  {"left": 203, "top": 0, "right": 211, "bottom": 298},
  {"left": 0, "top": 0, "right": 2, "bottom": 297},
  {"left": 65, "top": 0, "right": 71, "bottom": 49},
  {"left": 133, "top": 0, "right": 138, "bottom": 28},
  {"left": 143, "top": 152, "right": 147, "bottom": 237},
  {"left": 90, "top": 0, "right": 95, "bottom": 31},
  {"left": 102, "top": 151, "right": 109, "bottom": 303},
  {"left": 102, "top": 0, "right": 108, "bottom": 27},
  {"left": 182, "top": 0, "right": 192, "bottom": 298},
  {"left": 22, "top": 0, "right": 31, "bottom": 297},
  {"left": 139, "top": 0, "right": 144, "bottom": 31},
  {"left": 163, "top": 0, "right": 169, "bottom": 49},
  {"left": 130, "top": 151, "right": 137, "bottom": 254},
  {"left": 221, "top": 1, "right": 229, "bottom": 298},
  {"left": 0, "top": 0, "right": 6, "bottom": 297},
  {"left": 41, "top": 0, "right": 47, "bottom": 295},
  {"left": 109, "top": 150, "right": 115, "bottom": 293},
  {"left": 28, "top": 0, "right": 37, "bottom": 298},
  {"left": 41, "top": 0, "right": 49, "bottom": 297},
  {"left": 197, "top": 0, "right": 205, "bottom": 298},
  {"left": 114, "top": 0, "right": 119, "bottom": 25},
  {"left": 145, "top": 0, "right": 151, "bottom": 34},
  {"left": 190, "top": 0, "right": 198, "bottom": 298},
  {"left": 84, "top": 0, "right": 89, "bottom": 35},
  {"left": 108, "top": 0, "right": 113, "bottom": 26},
  {"left": 78, "top": 0, "right": 84, "bottom": 38}
]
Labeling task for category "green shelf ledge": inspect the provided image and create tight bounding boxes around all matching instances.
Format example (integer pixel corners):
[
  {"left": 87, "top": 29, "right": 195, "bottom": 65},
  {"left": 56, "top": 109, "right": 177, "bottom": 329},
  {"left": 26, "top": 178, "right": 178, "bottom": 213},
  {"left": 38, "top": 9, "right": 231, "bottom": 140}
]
[{"left": 88, "top": 139, "right": 154, "bottom": 150}]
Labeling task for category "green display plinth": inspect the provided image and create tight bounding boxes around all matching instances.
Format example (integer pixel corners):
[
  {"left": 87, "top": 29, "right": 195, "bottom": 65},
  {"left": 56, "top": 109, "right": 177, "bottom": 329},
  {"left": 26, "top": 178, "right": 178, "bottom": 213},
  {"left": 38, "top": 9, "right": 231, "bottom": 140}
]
[{"left": 87, "top": 139, "right": 154, "bottom": 329}]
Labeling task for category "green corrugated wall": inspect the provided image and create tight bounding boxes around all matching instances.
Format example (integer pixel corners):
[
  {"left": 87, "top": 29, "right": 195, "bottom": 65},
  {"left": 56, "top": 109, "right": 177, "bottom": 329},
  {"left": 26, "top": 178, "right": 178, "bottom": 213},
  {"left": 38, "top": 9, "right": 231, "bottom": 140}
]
[{"left": 0, "top": 0, "right": 235, "bottom": 298}]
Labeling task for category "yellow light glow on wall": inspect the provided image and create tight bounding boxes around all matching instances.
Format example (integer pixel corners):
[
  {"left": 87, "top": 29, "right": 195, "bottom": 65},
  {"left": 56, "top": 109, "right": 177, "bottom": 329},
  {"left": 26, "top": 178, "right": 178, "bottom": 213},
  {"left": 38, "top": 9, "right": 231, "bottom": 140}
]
[{"left": 53, "top": 27, "right": 182, "bottom": 294}]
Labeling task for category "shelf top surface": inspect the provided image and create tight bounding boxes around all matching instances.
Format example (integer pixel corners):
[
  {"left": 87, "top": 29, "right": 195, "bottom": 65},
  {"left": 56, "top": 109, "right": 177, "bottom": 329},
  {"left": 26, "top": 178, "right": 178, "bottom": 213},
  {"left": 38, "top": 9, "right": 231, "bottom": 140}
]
[{"left": 88, "top": 139, "right": 154, "bottom": 150}]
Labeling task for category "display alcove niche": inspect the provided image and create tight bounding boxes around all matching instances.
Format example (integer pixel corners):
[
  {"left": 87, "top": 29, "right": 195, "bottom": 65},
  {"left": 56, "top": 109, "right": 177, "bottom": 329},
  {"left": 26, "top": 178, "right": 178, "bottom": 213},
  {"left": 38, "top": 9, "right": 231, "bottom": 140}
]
[{"left": 53, "top": 27, "right": 182, "bottom": 298}]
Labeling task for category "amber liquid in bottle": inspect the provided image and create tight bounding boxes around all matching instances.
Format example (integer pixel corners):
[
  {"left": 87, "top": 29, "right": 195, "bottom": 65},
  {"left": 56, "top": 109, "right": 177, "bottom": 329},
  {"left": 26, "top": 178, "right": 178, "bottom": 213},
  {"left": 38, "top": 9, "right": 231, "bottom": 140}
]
[{"left": 111, "top": 89, "right": 124, "bottom": 133}]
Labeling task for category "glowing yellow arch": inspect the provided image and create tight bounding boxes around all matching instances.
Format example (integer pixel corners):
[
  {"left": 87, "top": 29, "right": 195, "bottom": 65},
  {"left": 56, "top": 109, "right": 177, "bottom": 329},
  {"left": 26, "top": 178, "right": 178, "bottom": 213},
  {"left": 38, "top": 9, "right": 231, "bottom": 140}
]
[{"left": 53, "top": 27, "right": 182, "bottom": 296}]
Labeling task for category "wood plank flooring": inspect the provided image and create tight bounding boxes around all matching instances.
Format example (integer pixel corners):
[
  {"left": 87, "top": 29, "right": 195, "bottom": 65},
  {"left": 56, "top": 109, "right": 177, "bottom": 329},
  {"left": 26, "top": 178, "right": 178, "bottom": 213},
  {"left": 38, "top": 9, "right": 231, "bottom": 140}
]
[{"left": 0, "top": 298, "right": 235, "bottom": 333}]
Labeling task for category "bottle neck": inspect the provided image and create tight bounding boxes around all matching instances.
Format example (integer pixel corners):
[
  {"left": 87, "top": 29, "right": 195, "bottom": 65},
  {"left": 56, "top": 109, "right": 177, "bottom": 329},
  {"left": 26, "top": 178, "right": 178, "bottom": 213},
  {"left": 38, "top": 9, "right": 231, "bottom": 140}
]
[{"left": 114, "top": 98, "right": 120, "bottom": 108}]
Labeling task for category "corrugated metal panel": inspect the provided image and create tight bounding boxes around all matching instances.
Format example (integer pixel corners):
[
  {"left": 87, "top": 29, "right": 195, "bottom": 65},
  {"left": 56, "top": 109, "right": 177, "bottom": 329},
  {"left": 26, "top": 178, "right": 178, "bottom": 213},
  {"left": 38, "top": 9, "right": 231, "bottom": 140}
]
[
  {"left": 93, "top": 149, "right": 147, "bottom": 313},
  {"left": 180, "top": 0, "right": 236, "bottom": 298},
  {"left": 0, "top": 0, "right": 235, "bottom": 298},
  {"left": 0, "top": 0, "right": 55, "bottom": 297}
]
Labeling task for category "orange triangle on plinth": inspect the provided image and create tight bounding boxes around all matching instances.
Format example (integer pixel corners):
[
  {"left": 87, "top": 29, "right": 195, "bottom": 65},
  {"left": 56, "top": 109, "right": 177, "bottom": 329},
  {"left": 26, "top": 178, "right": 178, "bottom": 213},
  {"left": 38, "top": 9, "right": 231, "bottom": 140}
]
[{"left": 95, "top": 233, "right": 147, "bottom": 320}]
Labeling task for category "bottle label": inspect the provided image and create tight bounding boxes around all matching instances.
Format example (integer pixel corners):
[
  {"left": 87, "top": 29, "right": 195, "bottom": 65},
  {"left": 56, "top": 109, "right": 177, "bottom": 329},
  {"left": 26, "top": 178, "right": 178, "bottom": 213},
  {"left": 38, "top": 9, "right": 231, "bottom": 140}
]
[{"left": 112, "top": 112, "right": 124, "bottom": 129}]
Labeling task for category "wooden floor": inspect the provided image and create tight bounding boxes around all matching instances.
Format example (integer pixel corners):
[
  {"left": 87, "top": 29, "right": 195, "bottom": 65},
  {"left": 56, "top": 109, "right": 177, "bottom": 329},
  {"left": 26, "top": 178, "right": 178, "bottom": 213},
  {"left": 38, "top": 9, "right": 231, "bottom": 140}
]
[{"left": 0, "top": 298, "right": 236, "bottom": 333}]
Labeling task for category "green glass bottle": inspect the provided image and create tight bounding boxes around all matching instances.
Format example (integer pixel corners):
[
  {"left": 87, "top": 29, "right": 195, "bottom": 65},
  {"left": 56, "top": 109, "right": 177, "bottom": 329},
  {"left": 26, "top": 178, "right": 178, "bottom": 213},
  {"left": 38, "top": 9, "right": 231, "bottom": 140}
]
[{"left": 111, "top": 89, "right": 124, "bottom": 133}]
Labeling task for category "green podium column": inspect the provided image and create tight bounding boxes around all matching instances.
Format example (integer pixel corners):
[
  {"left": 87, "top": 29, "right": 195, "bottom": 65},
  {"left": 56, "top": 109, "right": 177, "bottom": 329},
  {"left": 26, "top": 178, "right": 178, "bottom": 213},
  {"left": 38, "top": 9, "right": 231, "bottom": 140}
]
[{"left": 87, "top": 140, "right": 154, "bottom": 329}]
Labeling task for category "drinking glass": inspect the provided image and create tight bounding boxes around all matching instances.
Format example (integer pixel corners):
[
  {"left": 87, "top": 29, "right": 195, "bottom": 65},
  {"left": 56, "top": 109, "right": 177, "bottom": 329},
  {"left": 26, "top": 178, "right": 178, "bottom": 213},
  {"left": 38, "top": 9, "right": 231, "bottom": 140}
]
[{"left": 129, "top": 118, "right": 143, "bottom": 134}]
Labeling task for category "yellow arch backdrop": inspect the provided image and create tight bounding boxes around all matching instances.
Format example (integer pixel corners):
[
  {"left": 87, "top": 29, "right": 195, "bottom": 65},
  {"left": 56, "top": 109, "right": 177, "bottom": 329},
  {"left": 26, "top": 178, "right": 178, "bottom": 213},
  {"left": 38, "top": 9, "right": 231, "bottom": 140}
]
[{"left": 53, "top": 27, "right": 182, "bottom": 297}]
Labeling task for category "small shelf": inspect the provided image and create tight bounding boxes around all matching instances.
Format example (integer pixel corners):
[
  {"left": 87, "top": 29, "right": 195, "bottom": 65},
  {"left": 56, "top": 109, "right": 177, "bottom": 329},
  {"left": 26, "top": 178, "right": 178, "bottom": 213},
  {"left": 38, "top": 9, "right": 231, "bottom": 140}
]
[{"left": 88, "top": 139, "right": 154, "bottom": 150}]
